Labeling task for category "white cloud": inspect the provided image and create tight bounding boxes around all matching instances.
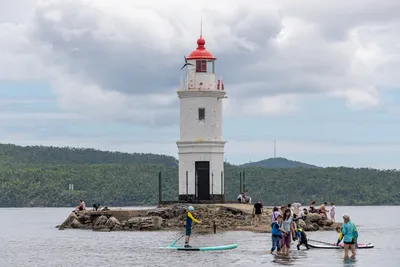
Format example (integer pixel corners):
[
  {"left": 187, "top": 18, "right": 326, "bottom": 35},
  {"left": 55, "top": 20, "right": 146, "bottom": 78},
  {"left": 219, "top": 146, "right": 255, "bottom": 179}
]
[
  {"left": 1, "top": 0, "right": 400, "bottom": 120},
  {"left": 1, "top": 0, "right": 400, "bottom": 167}
]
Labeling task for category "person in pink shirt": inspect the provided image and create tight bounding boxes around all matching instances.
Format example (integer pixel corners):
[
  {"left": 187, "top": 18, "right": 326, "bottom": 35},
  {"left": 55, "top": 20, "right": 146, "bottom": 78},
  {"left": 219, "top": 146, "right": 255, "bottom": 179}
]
[{"left": 73, "top": 199, "right": 86, "bottom": 212}]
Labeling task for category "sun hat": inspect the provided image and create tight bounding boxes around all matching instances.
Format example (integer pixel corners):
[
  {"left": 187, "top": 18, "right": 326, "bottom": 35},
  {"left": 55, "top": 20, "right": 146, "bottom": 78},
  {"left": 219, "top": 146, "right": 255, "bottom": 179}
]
[
  {"left": 342, "top": 213, "right": 350, "bottom": 219},
  {"left": 188, "top": 206, "right": 195, "bottom": 211}
]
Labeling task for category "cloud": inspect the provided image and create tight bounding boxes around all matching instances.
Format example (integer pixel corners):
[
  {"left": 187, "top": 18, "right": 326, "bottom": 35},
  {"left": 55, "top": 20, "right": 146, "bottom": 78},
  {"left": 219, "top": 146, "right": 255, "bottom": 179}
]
[
  {"left": 1, "top": 0, "right": 399, "bottom": 122},
  {"left": 1, "top": 0, "right": 400, "bottom": 168}
]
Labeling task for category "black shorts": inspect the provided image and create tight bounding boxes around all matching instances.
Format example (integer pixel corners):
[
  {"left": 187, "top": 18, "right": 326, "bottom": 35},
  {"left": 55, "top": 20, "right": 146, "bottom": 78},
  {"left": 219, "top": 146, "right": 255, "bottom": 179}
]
[
  {"left": 186, "top": 228, "right": 191, "bottom": 236},
  {"left": 344, "top": 241, "right": 355, "bottom": 245}
]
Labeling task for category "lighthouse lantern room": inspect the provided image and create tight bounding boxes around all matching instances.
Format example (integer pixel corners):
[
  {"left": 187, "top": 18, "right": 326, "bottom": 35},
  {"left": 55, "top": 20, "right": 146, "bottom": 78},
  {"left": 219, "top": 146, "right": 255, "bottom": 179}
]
[{"left": 177, "top": 31, "right": 227, "bottom": 203}]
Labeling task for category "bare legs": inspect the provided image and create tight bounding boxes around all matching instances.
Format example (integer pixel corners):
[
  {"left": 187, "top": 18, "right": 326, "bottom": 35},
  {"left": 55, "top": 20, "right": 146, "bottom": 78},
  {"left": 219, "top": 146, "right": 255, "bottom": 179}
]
[{"left": 344, "top": 244, "right": 356, "bottom": 259}]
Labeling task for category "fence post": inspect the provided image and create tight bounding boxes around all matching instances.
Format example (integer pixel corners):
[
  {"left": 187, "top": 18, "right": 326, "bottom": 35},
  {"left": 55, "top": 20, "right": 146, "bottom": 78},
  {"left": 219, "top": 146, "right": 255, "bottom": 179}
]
[
  {"left": 221, "top": 171, "right": 224, "bottom": 201},
  {"left": 195, "top": 171, "right": 198, "bottom": 201},
  {"left": 211, "top": 171, "right": 214, "bottom": 196},
  {"left": 158, "top": 171, "right": 162, "bottom": 204},
  {"left": 186, "top": 170, "right": 188, "bottom": 200},
  {"left": 239, "top": 172, "right": 242, "bottom": 193},
  {"left": 243, "top": 170, "right": 246, "bottom": 192}
]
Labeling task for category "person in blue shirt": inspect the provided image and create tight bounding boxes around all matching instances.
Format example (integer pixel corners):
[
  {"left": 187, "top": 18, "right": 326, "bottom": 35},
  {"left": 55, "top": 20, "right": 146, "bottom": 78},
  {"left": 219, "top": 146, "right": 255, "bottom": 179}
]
[
  {"left": 270, "top": 214, "right": 287, "bottom": 255},
  {"left": 341, "top": 213, "right": 358, "bottom": 259},
  {"left": 185, "top": 206, "right": 201, "bottom": 248}
]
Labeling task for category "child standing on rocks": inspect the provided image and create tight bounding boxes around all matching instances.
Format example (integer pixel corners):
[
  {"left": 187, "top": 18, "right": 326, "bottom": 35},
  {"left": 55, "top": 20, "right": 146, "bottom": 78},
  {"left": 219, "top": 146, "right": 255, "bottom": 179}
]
[
  {"left": 271, "top": 214, "right": 286, "bottom": 255},
  {"left": 185, "top": 206, "right": 201, "bottom": 248}
]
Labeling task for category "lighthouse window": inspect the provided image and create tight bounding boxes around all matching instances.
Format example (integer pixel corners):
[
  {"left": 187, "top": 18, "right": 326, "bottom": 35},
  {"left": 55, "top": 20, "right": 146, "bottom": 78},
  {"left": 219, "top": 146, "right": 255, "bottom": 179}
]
[
  {"left": 198, "top": 108, "right": 205, "bottom": 121},
  {"left": 196, "top": 60, "right": 207, "bottom": 73},
  {"left": 206, "top": 61, "right": 214, "bottom": 73}
]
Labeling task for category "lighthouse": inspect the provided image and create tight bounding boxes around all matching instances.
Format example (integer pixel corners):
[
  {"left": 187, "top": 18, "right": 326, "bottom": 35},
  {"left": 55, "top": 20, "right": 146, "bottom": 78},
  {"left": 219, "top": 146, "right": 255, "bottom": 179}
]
[{"left": 177, "top": 32, "right": 227, "bottom": 203}]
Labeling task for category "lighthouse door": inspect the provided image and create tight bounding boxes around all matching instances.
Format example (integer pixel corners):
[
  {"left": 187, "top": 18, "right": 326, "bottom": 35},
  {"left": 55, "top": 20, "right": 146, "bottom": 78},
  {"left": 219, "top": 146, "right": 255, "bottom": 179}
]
[{"left": 195, "top": 161, "right": 210, "bottom": 201}]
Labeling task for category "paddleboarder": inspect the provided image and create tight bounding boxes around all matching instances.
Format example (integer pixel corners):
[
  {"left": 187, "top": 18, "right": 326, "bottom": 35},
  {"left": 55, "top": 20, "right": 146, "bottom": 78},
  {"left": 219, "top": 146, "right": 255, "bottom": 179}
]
[{"left": 185, "top": 206, "right": 201, "bottom": 248}]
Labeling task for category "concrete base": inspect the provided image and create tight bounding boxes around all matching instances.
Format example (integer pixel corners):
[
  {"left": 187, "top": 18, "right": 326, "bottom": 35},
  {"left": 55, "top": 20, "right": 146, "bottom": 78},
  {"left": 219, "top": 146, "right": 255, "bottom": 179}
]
[{"left": 177, "top": 194, "right": 225, "bottom": 204}]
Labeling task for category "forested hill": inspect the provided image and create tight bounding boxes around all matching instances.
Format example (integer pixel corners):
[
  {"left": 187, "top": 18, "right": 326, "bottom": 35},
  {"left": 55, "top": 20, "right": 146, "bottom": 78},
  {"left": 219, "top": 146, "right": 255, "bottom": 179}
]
[
  {"left": 0, "top": 143, "right": 178, "bottom": 166},
  {"left": 240, "top": 157, "right": 318, "bottom": 168},
  {"left": 1, "top": 143, "right": 400, "bottom": 207}
]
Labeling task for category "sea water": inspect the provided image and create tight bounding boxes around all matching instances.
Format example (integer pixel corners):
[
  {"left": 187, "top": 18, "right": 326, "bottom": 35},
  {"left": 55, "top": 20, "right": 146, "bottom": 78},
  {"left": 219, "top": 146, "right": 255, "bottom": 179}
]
[{"left": 1, "top": 206, "right": 398, "bottom": 267}]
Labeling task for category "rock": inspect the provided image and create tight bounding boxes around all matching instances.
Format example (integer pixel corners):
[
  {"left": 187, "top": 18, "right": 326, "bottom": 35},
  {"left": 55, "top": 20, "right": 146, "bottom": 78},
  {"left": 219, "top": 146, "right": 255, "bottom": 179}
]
[
  {"left": 94, "top": 227, "right": 111, "bottom": 232},
  {"left": 78, "top": 214, "right": 91, "bottom": 224},
  {"left": 94, "top": 215, "right": 108, "bottom": 227},
  {"left": 307, "top": 213, "right": 322, "bottom": 223},
  {"left": 113, "top": 225, "right": 123, "bottom": 231},
  {"left": 297, "top": 219, "right": 306, "bottom": 229},
  {"left": 105, "top": 216, "right": 120, "bottom": 228},
  {"left": 71, "top": 219, "right": 83, "bottom": 229},
  {"left": 147, "top": 208, "right": 172, "bottom": 219},
  {"left": 325, "top": 220, "right": 334, "bottom": 226},
  {"left": 59, "top": 212, "right": 79, "bottom": 229},
  {"left": 312, "top": 223, "right": 320, "bottom": 230},
  {"left": 125, "top": 216, "right": 162, "bottom": 230}
]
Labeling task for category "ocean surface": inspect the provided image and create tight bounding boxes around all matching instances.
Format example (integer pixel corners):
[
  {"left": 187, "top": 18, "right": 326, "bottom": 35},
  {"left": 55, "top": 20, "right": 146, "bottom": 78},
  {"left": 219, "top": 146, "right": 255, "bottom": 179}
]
[{"left": 1, "top": 206, "right": 399, "bottom": 267}]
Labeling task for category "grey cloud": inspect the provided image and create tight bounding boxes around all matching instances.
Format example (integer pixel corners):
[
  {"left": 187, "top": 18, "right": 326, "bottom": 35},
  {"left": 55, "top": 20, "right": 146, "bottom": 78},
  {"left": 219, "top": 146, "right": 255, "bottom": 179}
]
[{"left": 2, "top": 0, "right": 400, "bottom": 126}]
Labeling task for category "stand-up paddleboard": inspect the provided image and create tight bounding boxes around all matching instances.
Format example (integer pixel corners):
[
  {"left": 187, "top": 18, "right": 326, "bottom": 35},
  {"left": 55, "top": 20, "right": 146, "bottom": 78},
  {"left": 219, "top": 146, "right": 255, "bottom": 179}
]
[
  {"left": 160, "top": 244, "right": 238, "bottom": 251},
  {"left": 308, "top": 242, "right": 374, "bottom": 249}
]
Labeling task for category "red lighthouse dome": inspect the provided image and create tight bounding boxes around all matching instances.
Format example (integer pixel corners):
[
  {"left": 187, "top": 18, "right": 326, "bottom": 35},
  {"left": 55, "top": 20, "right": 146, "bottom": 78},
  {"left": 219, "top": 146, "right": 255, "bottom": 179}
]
[{"left": 187, "top": 36, "right": 216, "bottom": 60}]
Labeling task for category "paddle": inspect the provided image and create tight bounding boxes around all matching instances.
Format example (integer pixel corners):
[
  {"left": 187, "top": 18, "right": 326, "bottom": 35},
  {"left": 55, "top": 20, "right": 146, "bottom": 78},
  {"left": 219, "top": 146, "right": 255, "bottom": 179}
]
[{"left": 308, "top": 239, "right": 339, "bottom": 246}]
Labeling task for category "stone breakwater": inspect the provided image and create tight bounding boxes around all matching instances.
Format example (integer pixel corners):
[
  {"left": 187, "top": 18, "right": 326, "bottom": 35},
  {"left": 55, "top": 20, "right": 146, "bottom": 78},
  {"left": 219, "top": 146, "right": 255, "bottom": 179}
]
[{"left": 58, "top": 204, "right": 341, "bottom": 233}]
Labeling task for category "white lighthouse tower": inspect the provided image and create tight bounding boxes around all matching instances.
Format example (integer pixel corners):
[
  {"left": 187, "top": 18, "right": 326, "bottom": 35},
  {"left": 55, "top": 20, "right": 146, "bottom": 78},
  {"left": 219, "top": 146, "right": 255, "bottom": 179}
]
[{"left": 177, "top": 31, "right": 227, "bottom": 202}]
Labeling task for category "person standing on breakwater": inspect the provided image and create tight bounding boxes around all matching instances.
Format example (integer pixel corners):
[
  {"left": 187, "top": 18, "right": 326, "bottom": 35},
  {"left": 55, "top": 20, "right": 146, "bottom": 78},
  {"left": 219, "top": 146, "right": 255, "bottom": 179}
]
[
  {"left": 330, "top": 203, "right": 336, "bottom": 222},
  {"left": 319, "top": 202, "right": 329, "bottom": 218},
  {"left": 341, "top": 213, "right": 358, "bottom": 259},
  {"left": 185, "top": 206, "right": 201, "bottom": 248},
  {"left": 292, "top": 200, "right": 302, "bottom": 215},
  {"left": 253, "top": 200, "right": 263, "bottom": 227}
]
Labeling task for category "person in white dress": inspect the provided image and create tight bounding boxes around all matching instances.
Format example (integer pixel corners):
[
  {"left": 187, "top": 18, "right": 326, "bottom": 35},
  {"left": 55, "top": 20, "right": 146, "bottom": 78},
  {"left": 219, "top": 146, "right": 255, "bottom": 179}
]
[{"left": 292, "top": 200, "right": 302, "bottom": 215}]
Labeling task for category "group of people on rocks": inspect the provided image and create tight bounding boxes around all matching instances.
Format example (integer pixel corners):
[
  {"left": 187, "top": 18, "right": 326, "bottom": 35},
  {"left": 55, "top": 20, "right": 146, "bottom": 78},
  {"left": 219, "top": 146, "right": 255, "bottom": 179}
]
[{"left": 308, "top": 200, "right": 336, "bottom": 222}]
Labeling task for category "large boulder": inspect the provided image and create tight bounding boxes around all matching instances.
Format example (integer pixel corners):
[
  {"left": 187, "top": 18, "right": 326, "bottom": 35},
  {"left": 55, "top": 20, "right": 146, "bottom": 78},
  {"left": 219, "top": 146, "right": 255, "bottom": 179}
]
[
  {"left": 147, "top": 205, "right": 186, "bottom": 219},
  {"left": 105, "top": 216, "right": 121, "bottom": 229},
  {"left": 93, "top": 215, "right": 108, "bottom": 230},
  {"left": 78, "top": 214, "right": 91, "bottom": 224},
  {"left": 306, "top": 213, "right": 322, "bottom": 223},
  {"left": 59, "top": 212, "right": 79, "bottom": 230},
  {"left": 126, "top": 216, "right": 162, "bottom": 230},
  {"left": 297, "top": 219, "right": 306, "bottom": 229},
  {"left": 70, "top": 219, "right": 83, "bottom": 229},
  {"left": 325, "top": 219, "right": 334, "bottom": 226}
]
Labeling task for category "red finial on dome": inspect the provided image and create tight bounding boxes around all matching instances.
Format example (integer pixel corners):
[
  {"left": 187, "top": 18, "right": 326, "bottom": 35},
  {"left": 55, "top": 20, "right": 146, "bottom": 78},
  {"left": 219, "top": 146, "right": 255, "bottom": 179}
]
[{"left": 187, "top": 21, "right": 216, "bottom": 60}]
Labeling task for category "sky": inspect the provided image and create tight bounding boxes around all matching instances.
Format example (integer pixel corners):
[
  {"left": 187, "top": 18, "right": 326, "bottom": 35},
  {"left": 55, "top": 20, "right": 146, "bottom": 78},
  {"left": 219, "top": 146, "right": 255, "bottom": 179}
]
[{"left": 1, "top": 0, "right": 400, "bottom": 169}]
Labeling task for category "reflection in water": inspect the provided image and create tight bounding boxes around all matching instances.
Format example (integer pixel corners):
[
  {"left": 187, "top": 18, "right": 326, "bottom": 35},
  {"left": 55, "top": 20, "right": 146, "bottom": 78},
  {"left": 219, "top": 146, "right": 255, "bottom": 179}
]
[
  {"left": 342, "top": 258, "right": 357, "bottom": 267},
  {"left": 271, "top": 250, "right": 308, "bottom": 266}
]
